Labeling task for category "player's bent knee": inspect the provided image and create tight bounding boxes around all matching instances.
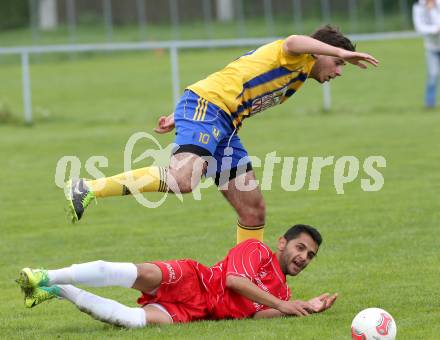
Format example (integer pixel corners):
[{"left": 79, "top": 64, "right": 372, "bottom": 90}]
[
  {"left": 134, "top": 263, "right": 162, "bottom": 292},
  {"left": 175, "top": 180, "right": 195, "bottom": 194},
  {"left": 167, "top": 168, "right": 201, "bottom": 194},
  {"left": 137, "top": 263, "right": 161, "bottom": 281},
  {"left": 168, "top": 153, "right": 206, "bottom": 194}
]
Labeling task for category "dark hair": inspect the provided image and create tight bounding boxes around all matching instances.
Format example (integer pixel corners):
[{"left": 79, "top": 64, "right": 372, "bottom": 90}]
[
  {"left": 284, "top": 224, "right": 322, "bottom": 246},
  {"left": 311, "top": 25, "right": 356, "bottom": 52}
]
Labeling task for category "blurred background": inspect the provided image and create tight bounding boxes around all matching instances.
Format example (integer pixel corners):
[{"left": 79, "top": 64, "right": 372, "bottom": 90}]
[{"left": 0, "top": 0, "right": 415, "bottom": 44}]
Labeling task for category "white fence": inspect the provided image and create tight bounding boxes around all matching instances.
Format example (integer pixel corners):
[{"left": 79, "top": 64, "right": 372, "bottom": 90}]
[{"left": 0, "top": 30, "right": 419, "bottom": 124}]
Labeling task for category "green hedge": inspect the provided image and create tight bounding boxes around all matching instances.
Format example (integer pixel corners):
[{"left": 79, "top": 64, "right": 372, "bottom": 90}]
[{"left": 0, "top": 0, "right": 29, "bottom": 30}]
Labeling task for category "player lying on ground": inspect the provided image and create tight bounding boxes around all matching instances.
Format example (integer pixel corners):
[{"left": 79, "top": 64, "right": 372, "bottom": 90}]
[
  {"left": 66, "top": 26, "right": 378, "bottom": 244},
  {"left": 17, "top": 225, "right": 336, "bottom": 327}
]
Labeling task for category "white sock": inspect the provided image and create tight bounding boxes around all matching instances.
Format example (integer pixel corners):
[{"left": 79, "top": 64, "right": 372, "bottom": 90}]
[
  {"left": 48, "top": 261, "right": 137, "bottom": 288},
  {"left": 59, "top": 284, "right": 147, "bottom": 328},
  {"left": 58, "top": 284, "right": 82, "bottom": 302}
]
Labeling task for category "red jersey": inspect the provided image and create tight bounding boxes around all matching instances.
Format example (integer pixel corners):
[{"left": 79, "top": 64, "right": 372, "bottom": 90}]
[
  {"left": 138, "top": 239, "right": 291, "bottom": 322},
  {"left": 202, "top": 239, "right": 290, "bottom": 319}
]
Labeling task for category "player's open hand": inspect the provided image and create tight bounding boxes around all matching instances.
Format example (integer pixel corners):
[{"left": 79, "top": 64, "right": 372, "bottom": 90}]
[
  {"left": 277, "top": 300, "right": 315, "bottom": 317},
  {"left": 308, "top": 292, "right": 338, "bottom": 313},
  {"left": 154, "top": 113, "right": 175, "bottom": 134},
  {"left": 339, "top": 50, "right": 379, "bottom": 69}
]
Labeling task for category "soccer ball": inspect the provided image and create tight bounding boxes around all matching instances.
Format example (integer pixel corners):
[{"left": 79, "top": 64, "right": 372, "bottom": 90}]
[{"left": 351, "top": 308, "right": 397, "bottom": 340}]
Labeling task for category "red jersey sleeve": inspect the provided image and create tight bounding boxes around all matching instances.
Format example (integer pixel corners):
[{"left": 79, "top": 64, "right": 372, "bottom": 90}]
[{"left": 226, "top": 239, "right": 273, "bottom": 281}]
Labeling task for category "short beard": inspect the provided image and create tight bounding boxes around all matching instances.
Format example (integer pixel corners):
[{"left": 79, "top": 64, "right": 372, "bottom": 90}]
[{"left": 281, "top": 252, "right": 290, "bottom": 275}]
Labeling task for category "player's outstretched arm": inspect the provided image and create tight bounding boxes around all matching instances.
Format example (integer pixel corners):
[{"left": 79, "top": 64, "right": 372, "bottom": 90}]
[
  {"left": 254, "top": 293, "right": 338, "bottom": 319},
  {"left": 283, "top": 35, "right": 379, "bottom": 69},
  {"left": 154, "top": 112, "right": 175, "bottom": 134},
  {"left": 226, "top": 275, "right": 315, "bottom": 317}
]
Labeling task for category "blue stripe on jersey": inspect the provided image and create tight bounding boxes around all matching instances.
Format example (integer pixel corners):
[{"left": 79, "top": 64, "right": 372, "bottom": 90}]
[
  {"left": 243, "top": 66, "right": 293, "bottom": 90},
  {"left": 236, "top": 66, "right": 293, "bottom": 99},
  {"left": 231, "top": 72, "right": 309, "bottom": 118}
]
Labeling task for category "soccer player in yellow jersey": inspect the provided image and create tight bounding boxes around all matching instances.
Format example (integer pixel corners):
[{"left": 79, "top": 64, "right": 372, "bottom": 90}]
[{"left": 67, "top": 25, "right": 378, "bottom": 243}]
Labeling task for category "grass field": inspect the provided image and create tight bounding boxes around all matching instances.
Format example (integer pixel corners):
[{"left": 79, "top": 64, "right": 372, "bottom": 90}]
[{"left": 0, "top": 38, "right": 439, "bottom": 339}]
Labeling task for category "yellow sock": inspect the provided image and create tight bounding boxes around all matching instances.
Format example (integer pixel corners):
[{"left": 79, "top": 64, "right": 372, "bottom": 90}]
[
  {"left": 86, "top": 167, "right": 168, "bottom": 198},
  {"left": 236, "top": 222, "right": 264, "bottom": 244}
]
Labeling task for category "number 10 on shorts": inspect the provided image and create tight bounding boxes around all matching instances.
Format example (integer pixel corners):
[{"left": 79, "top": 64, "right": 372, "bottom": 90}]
[{"left": 198, "top": 132, "right": 210, "bottom": 144}]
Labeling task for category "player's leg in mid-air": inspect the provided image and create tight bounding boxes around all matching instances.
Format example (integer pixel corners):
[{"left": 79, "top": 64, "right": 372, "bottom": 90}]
[
  {"left": 66, "top": 151, "right": 206, "bottom": 222},
  {"left": 16, "top": 261, "right": 178, "bottom": 327},
  {"left": 65, "top": 90, "right": 226, "bottom": 223}
]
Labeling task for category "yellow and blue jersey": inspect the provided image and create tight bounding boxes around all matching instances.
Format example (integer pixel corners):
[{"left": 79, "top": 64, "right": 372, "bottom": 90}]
[{"left": 187, "top": 39, "right": 316, "bottom": 128}]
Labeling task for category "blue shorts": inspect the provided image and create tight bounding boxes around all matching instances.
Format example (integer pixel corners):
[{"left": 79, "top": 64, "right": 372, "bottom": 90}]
[{"left": 173, "top": 90, "right": 252, "bottom": 184}]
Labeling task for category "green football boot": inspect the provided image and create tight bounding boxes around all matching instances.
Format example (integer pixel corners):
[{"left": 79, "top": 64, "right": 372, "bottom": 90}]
[
  {"left": 17, "top": 268, "right": 49, "bottom": 291},
  {"left": 65, "top": 178, "right": 95, "bottom": 223},
  {"left": 24, "top": 286, "right": 61, "bottom": 308}
]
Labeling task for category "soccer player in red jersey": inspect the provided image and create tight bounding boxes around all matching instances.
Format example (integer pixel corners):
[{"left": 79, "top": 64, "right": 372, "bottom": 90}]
[{"left": 17, "top": 225, "right": 337, "bottom": 327}]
